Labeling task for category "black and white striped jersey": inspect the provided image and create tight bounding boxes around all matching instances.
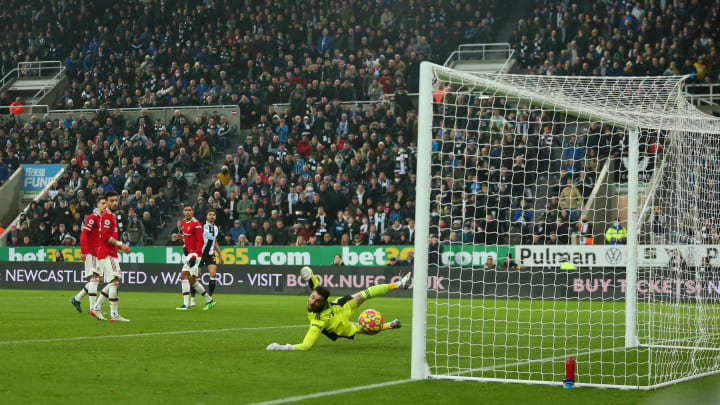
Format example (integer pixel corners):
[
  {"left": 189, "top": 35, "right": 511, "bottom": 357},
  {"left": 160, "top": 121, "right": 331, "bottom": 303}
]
[{"left": 202, "top": 222, "right": 219, "bottom": 257}]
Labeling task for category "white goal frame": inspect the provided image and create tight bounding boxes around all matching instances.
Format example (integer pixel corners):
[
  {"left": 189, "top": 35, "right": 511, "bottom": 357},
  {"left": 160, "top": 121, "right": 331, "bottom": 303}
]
[{"left": 410, "top": 61, "right": 720, "bottom": 389}]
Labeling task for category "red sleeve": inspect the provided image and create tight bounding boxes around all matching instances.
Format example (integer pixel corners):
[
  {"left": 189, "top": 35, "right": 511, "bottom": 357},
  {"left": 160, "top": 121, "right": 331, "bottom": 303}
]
[
  {"left": 100, "top": 213, "right": 113, "bottom": 242},
  {"left": 192, "top": 222, "right": 204, "bottom": 256},
  {"left": 80, "top": 216, "right": 94, "bottom": 254}
]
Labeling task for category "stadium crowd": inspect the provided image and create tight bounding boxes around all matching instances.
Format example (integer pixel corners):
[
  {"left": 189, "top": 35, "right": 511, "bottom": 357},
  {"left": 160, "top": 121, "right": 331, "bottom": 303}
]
[
  {"left": 0, "top": 0, "right": 704, "bottom": 250},
  {"left": 0, "top": 106, "right": 232, "bottom": 247},
  {"left": 510, "top": 0, "right": 720, "bottom": 83}
]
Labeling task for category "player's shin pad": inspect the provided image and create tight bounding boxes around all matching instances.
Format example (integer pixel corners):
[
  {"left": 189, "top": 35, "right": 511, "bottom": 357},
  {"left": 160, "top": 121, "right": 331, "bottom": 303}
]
[
  {"left": 108, "top": 282, "right": 119, "bottom": 317},
  {"left": 88, "top": 279, "right": 99, "bottom": 309}
]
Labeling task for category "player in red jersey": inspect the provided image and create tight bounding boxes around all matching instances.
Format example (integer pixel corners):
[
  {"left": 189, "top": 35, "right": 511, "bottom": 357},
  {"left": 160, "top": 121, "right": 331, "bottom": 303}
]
[
  {"left": 173, "top": 204, "right": 216, "bottom": 311},
  {"left": 89, "top": 191, "right": 132, "bottom": 322},
  {"left": 70, "top": 196, "right": 107, "bottom": 314}
]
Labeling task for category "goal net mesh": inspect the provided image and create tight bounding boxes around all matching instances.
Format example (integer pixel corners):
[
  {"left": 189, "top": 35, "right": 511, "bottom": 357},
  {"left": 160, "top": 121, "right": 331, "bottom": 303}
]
[{"left": 419, "top": 64, "right": 720, "bottom": 389}]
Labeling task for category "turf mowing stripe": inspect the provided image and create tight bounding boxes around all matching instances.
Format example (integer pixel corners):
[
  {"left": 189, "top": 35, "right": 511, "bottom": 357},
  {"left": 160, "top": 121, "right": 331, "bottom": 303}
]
[
  {"left": 0, "top": 324, "right": 308, "bottom": 345},
  {"left": 246, "top": 379, "right": 414, "bottom": 405}
]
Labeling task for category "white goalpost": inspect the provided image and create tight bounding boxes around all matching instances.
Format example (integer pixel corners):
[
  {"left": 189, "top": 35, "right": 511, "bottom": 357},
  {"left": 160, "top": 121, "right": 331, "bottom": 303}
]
[{"left": 411, "top": 61, "right": 720, "bottom": 389}]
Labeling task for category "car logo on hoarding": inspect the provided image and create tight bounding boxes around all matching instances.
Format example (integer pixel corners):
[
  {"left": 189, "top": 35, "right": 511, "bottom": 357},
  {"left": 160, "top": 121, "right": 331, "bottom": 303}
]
[{"left": 606, "top": 248, "right": 623, "bottom": 265}]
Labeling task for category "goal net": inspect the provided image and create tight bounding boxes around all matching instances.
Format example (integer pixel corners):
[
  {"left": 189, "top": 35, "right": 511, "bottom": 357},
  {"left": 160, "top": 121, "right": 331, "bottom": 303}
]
[{"left": 410, "top": 62, "right": 720, "bottom": 389}]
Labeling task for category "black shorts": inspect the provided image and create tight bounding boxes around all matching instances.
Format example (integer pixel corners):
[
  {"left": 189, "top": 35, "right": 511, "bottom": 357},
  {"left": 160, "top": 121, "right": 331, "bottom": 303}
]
[{"left": 199, "top": 254, "right": 217, "bottom": 267}]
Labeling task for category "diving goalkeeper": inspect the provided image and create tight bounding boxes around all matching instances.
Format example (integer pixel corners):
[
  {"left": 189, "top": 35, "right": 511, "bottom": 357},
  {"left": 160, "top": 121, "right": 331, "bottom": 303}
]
[{"left": 266, "top": 266, "right": 412, "bottom": 351}]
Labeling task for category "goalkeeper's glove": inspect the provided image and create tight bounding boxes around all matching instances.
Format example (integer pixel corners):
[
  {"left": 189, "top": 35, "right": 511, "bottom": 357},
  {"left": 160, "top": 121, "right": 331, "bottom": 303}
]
[
  {"left": 186, "top": 255, "right": 197, "bottom": 267},
  {"left": 266, "top": 343, "right": 296, "bottom": 351},
  {"left": 300, "top": 266, "right": 313, "bottom": 281},
  {"left": 183, "top": 247, "right": 189, "bottom": 256}
]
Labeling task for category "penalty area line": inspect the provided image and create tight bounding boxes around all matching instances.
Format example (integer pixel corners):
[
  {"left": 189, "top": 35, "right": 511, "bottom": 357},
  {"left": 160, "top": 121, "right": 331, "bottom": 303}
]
[
  {"left": 246, "top": 379, "right": 414, "bottom": 405},
  {"left": 0, "top": 324, "right": 308, "bottom": 345}
]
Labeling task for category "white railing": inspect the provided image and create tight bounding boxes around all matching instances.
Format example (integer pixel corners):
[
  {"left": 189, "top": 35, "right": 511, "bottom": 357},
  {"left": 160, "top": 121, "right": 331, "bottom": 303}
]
[
  {"left": 271, "top": 92, "right": 419, "bottom": 115},
  {"left": 0, "top": 61, "right": 64, "bottom": 87},
  {"left": 0, "top": 69, "right": 17, "bottom": 89},
  {"left": 684, "top": 83, "right": 720, "bottom": 106},
  {"left": 443, "top": 43, "right": 514, "bottom": 68},
  {"left": 0, "top": 164, "right": 65, "bottom": 247},
  {"left": 30, "top": 62, "right": 65, "bottom": 100},
  {"left": 0, "top": 61, "right": 64, "bottom": 101},
  {"left": 52, "top": 104, "right": 241, "bottom": 116},
  {"left": 46, "top": 104, "right": 242, "bottom": 135},
  {"left": 0, "top": 104, "right": 50, "bottom": 115},
  {"left": 17, "top": 61, "right": 64, "bottom": 78}
]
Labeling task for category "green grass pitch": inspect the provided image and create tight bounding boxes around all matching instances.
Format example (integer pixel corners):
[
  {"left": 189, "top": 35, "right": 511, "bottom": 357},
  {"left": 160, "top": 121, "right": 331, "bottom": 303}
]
[{"left": 1, "top": 289, "right": 719, "bottom": 404}]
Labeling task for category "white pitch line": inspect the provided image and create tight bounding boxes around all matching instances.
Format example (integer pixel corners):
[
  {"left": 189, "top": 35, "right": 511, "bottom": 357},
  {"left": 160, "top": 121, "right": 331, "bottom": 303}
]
[
  {"left": 246, "top": 379, "right": 414, "bottom": 405},
  {"left": 0, "top": 324, "right": 308, "bottom": 345}
]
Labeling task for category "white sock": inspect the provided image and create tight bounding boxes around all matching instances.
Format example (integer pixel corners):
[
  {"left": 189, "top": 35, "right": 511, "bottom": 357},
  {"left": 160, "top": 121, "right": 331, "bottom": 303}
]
[
  {"left": 182, "top": 279, "right": 190, "bottom": 307},
  {"left": 88, "top": 279, "right": 99, "bottom": 311},
  {"left": 74, "top": 282, "right": 90, "bottom": 301},
  {"left": 109, "top": 283, "right": 119, "bottom": 318},
  {"left": 94, "top": 284, "right": 111, "bottom": 310},
  {"left": 192, "top": 281, "right": 212, "bottom": 303}
]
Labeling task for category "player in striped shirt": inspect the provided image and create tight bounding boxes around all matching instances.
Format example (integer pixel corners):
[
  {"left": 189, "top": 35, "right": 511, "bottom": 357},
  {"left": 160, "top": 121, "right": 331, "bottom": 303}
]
[
  {"left": 174, "top": 204, "right": 216, "bottom": 311},
  {"left": 70, "top": 195, "right": 106, "bottom": 314},
  {"left": 199, "top": 209, "right": 224, "bottom": 299}
]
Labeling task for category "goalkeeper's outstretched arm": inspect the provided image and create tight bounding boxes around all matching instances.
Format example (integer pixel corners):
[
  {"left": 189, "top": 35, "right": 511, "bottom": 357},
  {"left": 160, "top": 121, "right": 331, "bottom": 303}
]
[
  {"left": 293, "top": 325, "right": 322, "bottom": 351},
  {"left": 266, "top": 323, "right": 322, "bottom": 351},
  {"left": 266, "top": 267, "right": 323, "bottom": 351}
]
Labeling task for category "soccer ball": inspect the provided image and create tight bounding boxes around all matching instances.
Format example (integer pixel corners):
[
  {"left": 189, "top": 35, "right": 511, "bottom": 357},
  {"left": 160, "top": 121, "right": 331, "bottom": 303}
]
[{"left": 358, "top": 309, "right": 383, "bottom": 335}]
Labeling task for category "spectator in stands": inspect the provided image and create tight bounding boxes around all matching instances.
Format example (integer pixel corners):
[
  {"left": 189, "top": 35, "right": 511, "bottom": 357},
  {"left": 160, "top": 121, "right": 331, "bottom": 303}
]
[
  {"left": 501, "top": 253, "right": 519, "bottom": 270},
  {"left": 576, "top": 171, "right": 595, "bottom": 199},
  {"left": 651, "top": 206, "right": 665, "bottom": 244},
  {"left": 398, "top": 251, "right": 415, "bottom": 266},
  {"left": 193, "top": 197, "right": 209, "bottom": 223},
  {"left": 331, "top": 254, "right": 344, "bottom": 266},
  {"left": 0, "top": 156, "right": 9, "bottom": 185},
  {"left": 61, "top": 234, "right": 77, "bottom": 247},
  {"left": 513, "top": 199, "right": 534, "bottom": 244},
  {"left": 559, "top": 178, "right": 583, "bottom": 222},
  {"left": 2, "top": 0, "right": 660, "bottom": 250},
  {"left": 34, "top": 222, "right": 51, "bottom": 246},
  {"left": 606, "top": 219, "right": 628, "bottom": 245},
  {"left": 578, "top": 215, "right": 594, "bottom": 245},
  {"left": 142, "top": 211, "right": 157, "bottom": 240},
  {"left": 15, "top": 219, "right": 32, "bottom": 241}
]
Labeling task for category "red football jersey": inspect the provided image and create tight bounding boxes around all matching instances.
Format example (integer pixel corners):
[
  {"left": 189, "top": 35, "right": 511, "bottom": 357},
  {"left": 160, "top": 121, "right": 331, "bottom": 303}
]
[
  {"left": 97, "top": 208, "right": 119, "bottom": 259},
  {"left": 80, "top": 211, "right": 102, "bottom": 256},
  {"left": 182, "top": 218, "right": 204, "bottom": 256}
]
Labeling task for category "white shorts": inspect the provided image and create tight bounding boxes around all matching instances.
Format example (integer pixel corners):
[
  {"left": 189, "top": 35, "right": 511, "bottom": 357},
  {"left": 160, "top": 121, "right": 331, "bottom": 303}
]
[
  {"left": 182, "top": 253, "right": 201, "bottom": 277},
  {"left": 98, "top": 256, "right": 122, "bottom": 281},
  {"left": 84, "top": 254, "right": 100, "bottom": 278}
]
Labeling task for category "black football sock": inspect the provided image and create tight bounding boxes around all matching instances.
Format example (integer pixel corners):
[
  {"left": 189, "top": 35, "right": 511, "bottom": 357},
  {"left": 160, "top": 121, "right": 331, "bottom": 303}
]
[{"left": 209, "top": 277, "right": 217, "bottom": 296}]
